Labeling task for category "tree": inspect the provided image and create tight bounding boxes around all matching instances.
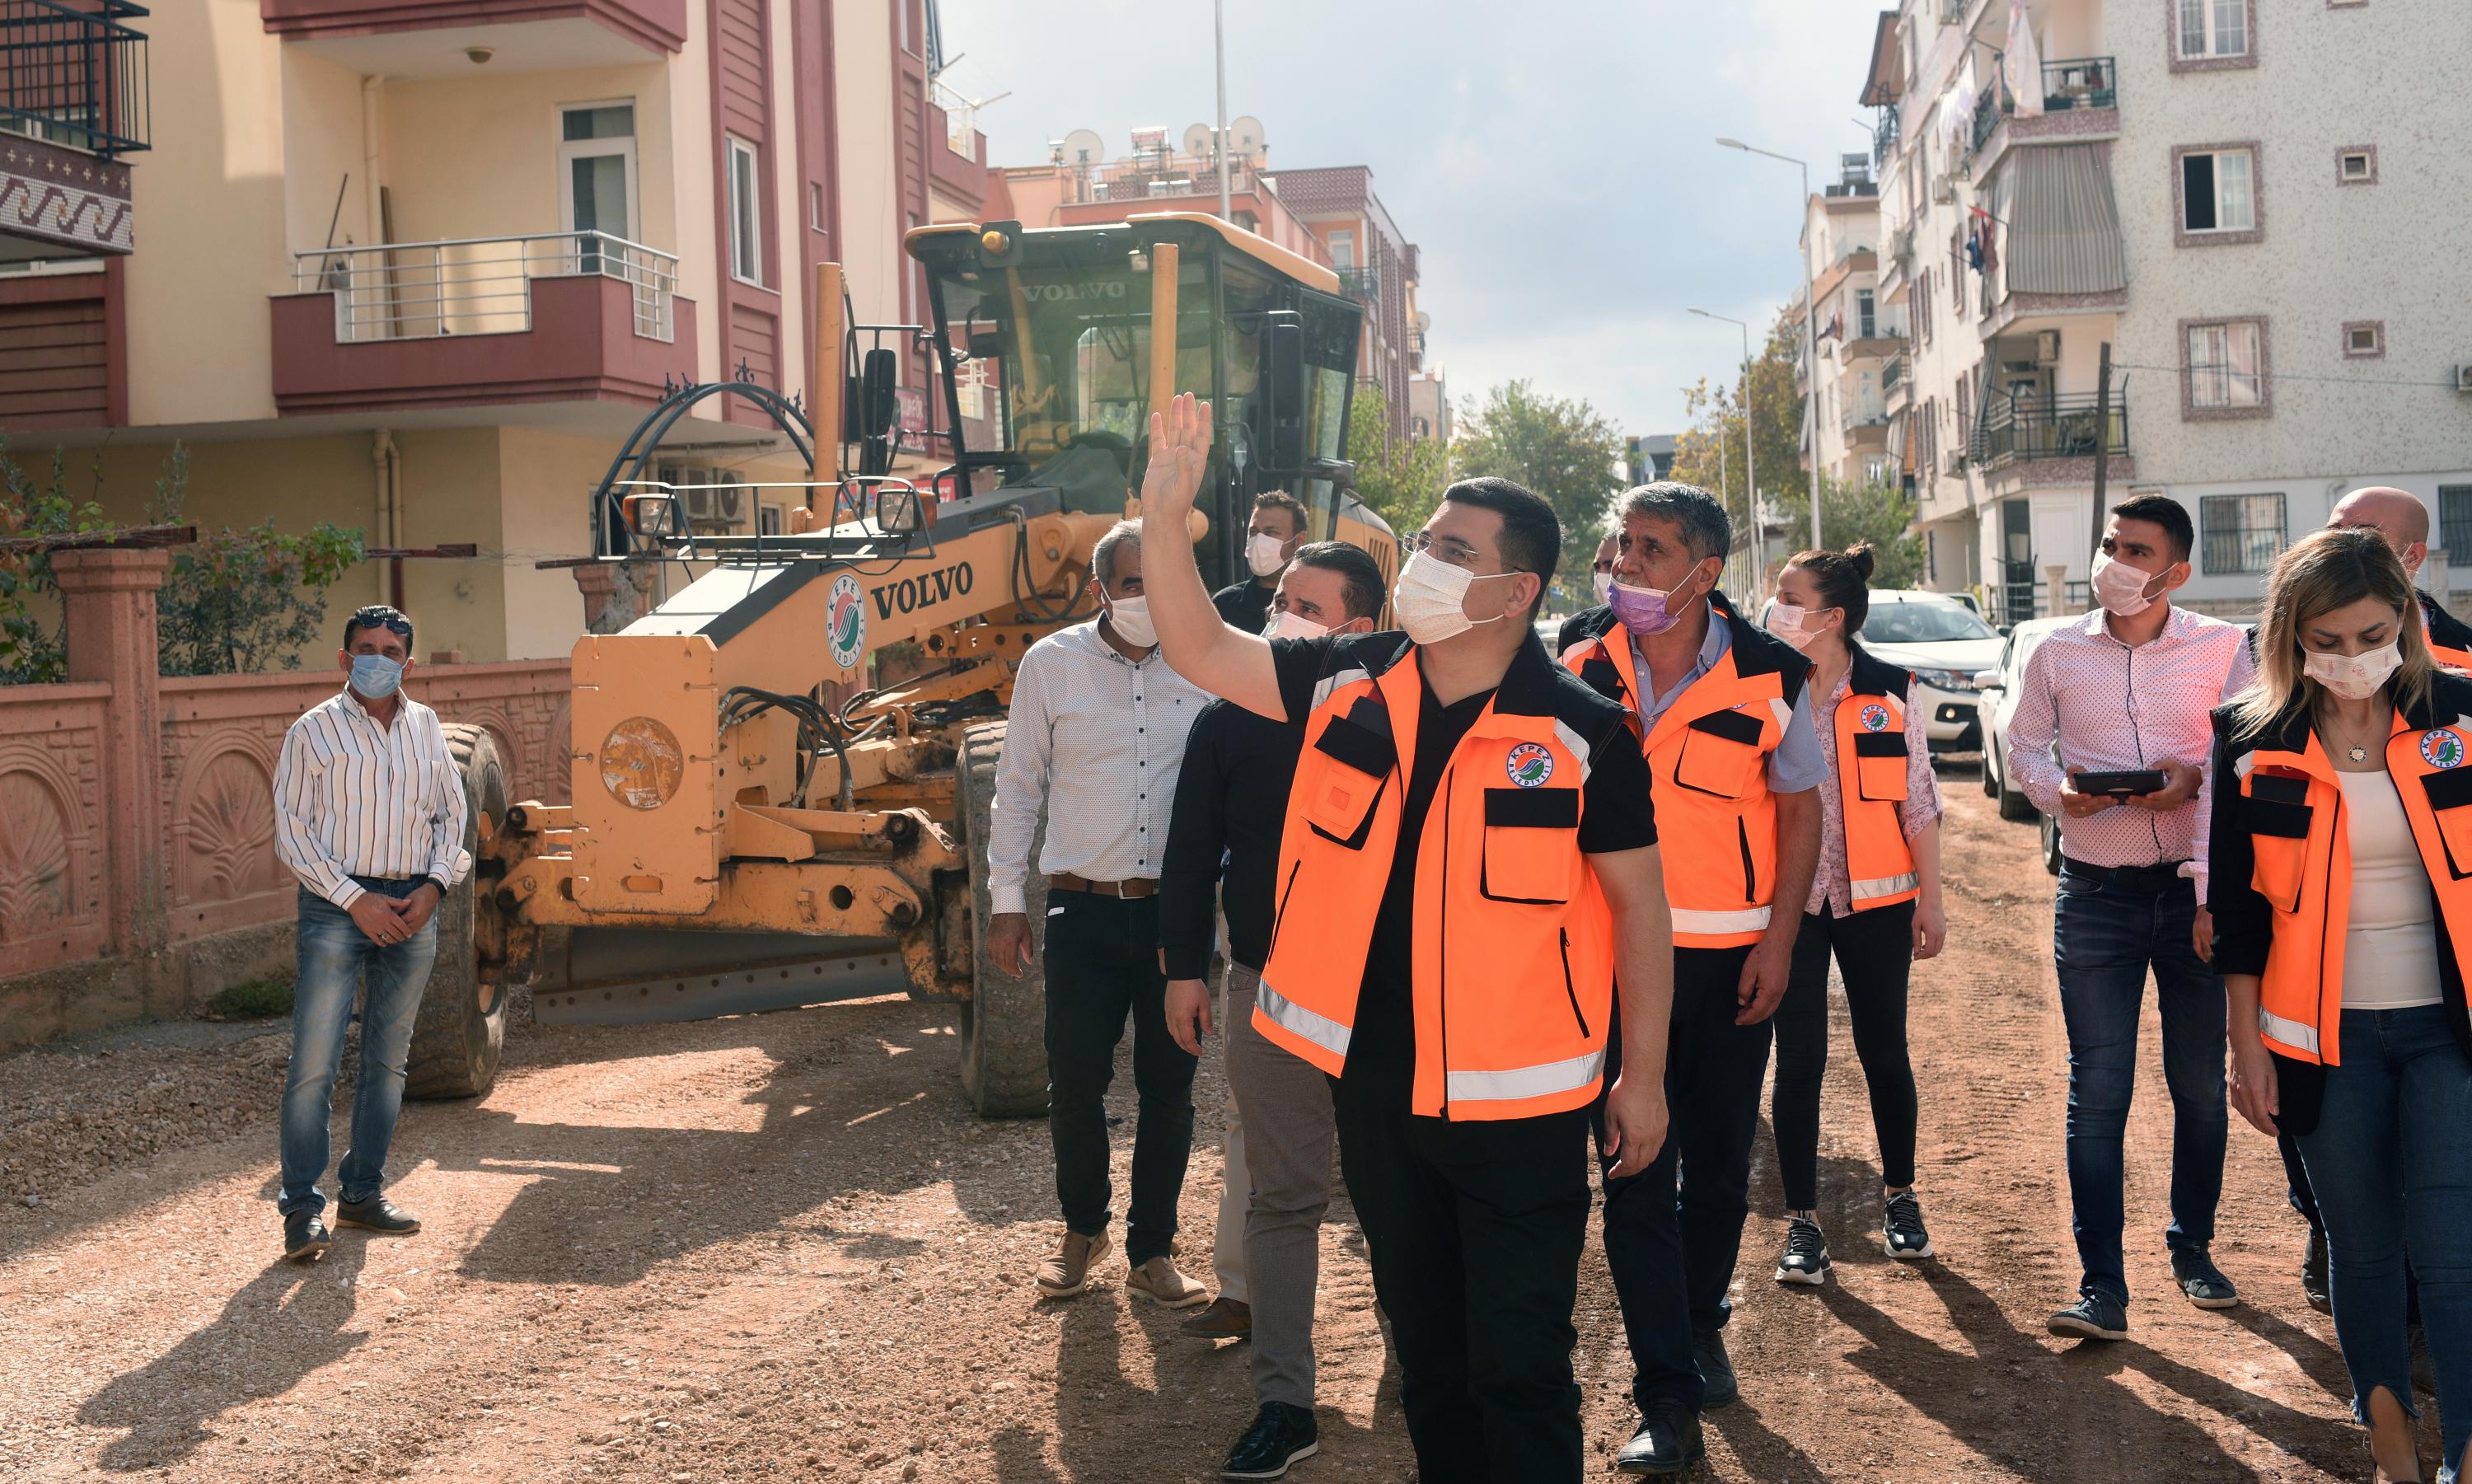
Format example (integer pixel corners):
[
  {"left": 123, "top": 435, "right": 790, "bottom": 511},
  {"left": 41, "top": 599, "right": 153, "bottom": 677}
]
[
  {"left": 0, "top": 440, "right": 111, "bottom": 684},
  {"left": 1452, "top": 379, "right": 1626, "bottom": 611},
  {"left": 1344, "top": 407, "right": 1451, "bottom": 541},
  {"left": 147, "top": 445, "right": 365, "bottom": 676}
]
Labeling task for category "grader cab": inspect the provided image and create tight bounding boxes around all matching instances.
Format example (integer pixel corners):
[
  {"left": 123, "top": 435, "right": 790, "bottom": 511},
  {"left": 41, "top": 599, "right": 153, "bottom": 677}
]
[{"left": 408, "top": 213, "right": 1393, "bottom": 1115}]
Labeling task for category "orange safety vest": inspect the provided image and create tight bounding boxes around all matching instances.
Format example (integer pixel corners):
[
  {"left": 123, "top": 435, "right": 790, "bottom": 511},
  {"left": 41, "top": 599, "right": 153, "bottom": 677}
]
[
  {"left": 1561, "top": 591, "right": 1809, "bottom": 948},
  {"left": 2423, "top": 593, "right": 2472, "bottom": 672},
  {"left": 2234, "top": 703, "right": 2472, "bottom": 1065},
  {"left": 1834, "top": 650, "right": 1922, "bottom": 912},
  {"left": 1251, "top": 632, "right": 1628, "bottom": 1121}
]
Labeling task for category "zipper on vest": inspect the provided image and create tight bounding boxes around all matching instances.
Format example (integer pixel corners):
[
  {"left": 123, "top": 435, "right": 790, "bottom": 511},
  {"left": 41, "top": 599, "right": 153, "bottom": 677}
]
[
  {"left": 1558, "top": 927, "right": 1589, "bottom": 1039},
  {"left": 2316, "top": 785, "right": 2342, "bottom": 1058},
  {"left": 1266, "top": 858, "right": 1302, "bottom": 958},
  {"left": 1736, "top": 818, "right": 1757, "bottom": 902},
  {"left": 1438, "top": 770, "right": 1454, "bottom": 1120}
]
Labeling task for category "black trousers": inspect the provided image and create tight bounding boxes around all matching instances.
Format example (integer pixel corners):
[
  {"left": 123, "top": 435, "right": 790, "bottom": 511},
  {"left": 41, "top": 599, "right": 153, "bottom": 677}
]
[
  {"left": 1042, "top": 892, "right": 1196, "bottom": 1265},
  {"left": 1772, "top": 901, "right": 1921, "bottom": 1210},
  {"left": 1335, "top": 1086, "right": 1591, "bottom": 1484},
  {"left": 1594, "top": 943, "right": 1769, "bottom": 1415}
]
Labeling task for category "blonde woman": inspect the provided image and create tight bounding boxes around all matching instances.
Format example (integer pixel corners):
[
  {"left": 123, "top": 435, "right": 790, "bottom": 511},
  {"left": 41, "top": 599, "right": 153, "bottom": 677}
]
[{"left": 2207, "top": 527, "right": 2472, "bottom": 1484}]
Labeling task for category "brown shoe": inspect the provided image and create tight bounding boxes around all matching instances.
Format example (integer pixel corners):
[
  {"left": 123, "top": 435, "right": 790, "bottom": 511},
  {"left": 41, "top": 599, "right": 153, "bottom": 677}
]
[
  {"left": 1179, "top": 1294, "right": 1252, "bottom": 1339},
  {"left": 1036, "top": 1229, "right": 1112, "bottom": 1299},
  {"left": 1126, "top": 1253, "right": 1210, "bottom": 1308}
]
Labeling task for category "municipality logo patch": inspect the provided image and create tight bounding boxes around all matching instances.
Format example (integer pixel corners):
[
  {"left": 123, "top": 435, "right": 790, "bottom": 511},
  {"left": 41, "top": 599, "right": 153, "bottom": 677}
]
[
  {"left": 826, "top": 573, "right": 868, "bottom": 669},
  {"left": 2422, "top": 728, "right": 2465, "bottom": 769},
  {"left": 1860, "top": 702, "right": 1892, "bottom": 733},
  {"left": 1505, "top": 742, "right": 1554, "bottom": 789}
]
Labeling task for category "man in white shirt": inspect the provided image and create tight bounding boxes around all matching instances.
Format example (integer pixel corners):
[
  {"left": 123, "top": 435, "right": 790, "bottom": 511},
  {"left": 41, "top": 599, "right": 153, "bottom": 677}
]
[
  {"left": 270, "top": 606, "right": 471, "bottom": 1263},
  {"left": 987, "top": 520, "right": 1215, "bottom": 1307}
]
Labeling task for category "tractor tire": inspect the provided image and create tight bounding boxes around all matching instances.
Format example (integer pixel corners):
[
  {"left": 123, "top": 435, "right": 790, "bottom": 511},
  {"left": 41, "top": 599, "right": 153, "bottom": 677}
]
[
  {"left": 404, "top": 723, "right": 512, "bottom": 1101},
  {"left": 956, "top": 719, "right": 1049, "bottom": 1117}
]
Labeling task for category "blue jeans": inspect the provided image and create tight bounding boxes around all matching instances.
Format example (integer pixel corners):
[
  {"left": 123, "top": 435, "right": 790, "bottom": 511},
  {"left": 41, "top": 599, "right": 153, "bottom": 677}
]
[
  {"left": 2053, "top": 869, "right": 2227, "bottom": 1304},
  {"left": 279, "top": 879, "right": 438, "bottom": 1217},
  {"left": 2294, "top": 1006, "right": 2472, "bottom": 1477}
]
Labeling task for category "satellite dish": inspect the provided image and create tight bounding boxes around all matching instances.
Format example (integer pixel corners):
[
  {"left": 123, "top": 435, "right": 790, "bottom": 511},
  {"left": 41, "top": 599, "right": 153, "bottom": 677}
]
[
  {"left": 1060, "top": 128, "right": 1104, "bottom": 167},
  {"left": 1182, "top": 122, "right": 1215, "bottom": 157},
  {"left": 1229, "top": 115, "right": 1266, "bottom": 161}
]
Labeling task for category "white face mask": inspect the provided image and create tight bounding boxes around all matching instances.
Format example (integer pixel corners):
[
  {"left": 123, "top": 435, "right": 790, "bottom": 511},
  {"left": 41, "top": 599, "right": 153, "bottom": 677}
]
[
  {"left": 1262, "top": 608, "right": 1331, "bottom": 642},
  {"left": 1591, "top": 570, "right": 1614, "bottom": 605},
  {"left": 2304, "top": 642, "right": 2403, "bottom": 700},
  {"left": 1103, "top": 592, "right": 1156, "bottom": 648},
  {"left": 1393, "top": 550, "right": 1511, "bottom": 646},
  {"left": 1246, "top": 531, "right": 1290, "bottom": 579},
  {"left": 2090, "top": 550, "right": 2170, "bottom": 617},
  {"left": 1767, "top": 602, "right": 1828, "bottom": 651}
]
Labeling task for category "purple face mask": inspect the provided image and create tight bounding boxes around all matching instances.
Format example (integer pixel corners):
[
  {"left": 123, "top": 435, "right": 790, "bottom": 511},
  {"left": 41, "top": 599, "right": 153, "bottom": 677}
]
[{"left": 1606, "top": 567, "right": 1704, "bottom": 638}]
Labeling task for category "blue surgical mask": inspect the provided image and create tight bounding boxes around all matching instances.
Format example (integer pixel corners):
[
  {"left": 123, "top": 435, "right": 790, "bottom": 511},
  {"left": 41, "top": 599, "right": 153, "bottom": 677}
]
[{"left": 349, "top": 653, "right": 405, "bottom": 700}]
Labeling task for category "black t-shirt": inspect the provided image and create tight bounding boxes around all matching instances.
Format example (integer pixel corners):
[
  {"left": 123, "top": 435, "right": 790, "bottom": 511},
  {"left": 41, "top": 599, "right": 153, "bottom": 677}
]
[
  {"left": 1267, "top": 635, "right": 1660, "bottom": 1111},
  {"left": 1213, "top": 578, "right": 1275, "bottom": 633}
]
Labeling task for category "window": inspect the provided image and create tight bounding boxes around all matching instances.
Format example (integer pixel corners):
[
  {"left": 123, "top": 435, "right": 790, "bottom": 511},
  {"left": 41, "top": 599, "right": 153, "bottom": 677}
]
[
  {"left": 2179, "top": 147, "right": 2256, "bottom": 237},
  {"left": 2175, "top": 0, "right": 2249, "bottom": 60},
  {"left": 2184, "top": 318, "right": 2267, "bottom": 416},
  {"left": 1856, "top": 288, "right": 1876, "bottom": 339},
  {"left": 2344, "top": 321, "right": 2384, "bottom": 358},
  {"left": 898, "top": 0, "right": 917, "bottom": 55},
  {"left": 760, "top": 505, "right": 784, "bottom": 536},
  {"left": 2200, "top": 493, "right": 2285, "bottom": 574},
  {"left": 1327, "top": 231, "right": 1354, "bottom": 270},
  {"left": 2442, "top": 487, "right": 2472, "bottom": 561},
  {"left": 559, "top": 102, "right": 639, "bottom": 269},
  {"left": 727, "top": 135, "right": 763, "bottom": 285},
  {"left": 808, "top": 182, "right": 826, "bottom": 232},
  {"left": 2338, "top": 147, "right": 2377, "bottom": 185}
]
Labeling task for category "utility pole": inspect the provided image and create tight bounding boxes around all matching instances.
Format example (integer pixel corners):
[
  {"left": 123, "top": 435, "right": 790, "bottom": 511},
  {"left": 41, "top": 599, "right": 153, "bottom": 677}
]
[
  {"left": 2089, "top": 341, "right": 2114, "bottom": 558},
  {"left": 1715, "top": 137, "right": 1821, "bottom": 550},
  {"left": 1213, "top": 0, "right": 1233, "bottom": 223}
]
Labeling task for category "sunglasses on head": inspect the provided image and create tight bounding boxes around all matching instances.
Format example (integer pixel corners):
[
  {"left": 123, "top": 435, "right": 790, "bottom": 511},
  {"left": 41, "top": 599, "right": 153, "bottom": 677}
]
[{"left": 350, "top": 607, "right": 414, "bottom": 639}]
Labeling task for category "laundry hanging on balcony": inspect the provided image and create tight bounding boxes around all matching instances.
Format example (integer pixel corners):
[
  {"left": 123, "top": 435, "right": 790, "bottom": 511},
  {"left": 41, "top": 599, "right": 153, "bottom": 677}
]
[
  {"left": 2001, "top": 143, "right": 2126, "bottom": 294},
  {"left": 1966, "top": 207, "right": 1999, "bottom": 278},
  {"left": 2003, "top": 0, "right": 2046, "bottom": 118}
]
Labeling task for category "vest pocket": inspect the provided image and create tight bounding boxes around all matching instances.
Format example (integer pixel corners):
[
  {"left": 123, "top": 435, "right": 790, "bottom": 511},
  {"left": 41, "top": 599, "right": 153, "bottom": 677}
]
[
  {"left": 1675, "top": 708, "right": 1765, "bottom": 798},
  {"left": 1479, "top": 786, "right": 1580, "bottom": 903},
  {"left": 1852, "top": 728, "right": 1909, "bottom": 802},
  {"left": 1304, "top": 714, "right": 1396, "bottom": 849},
  {"left": 2245, "top": 794, "right": 2312, "bottom": 913},
  {"left": 2418, "top": 766, "right": 2472, "bottom": 877}
]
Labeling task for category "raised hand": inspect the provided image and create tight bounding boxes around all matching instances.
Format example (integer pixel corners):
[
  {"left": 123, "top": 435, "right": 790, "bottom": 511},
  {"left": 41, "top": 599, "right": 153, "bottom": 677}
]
[{"left": 1139, "top": 393, "right": 1213, "bottom": 519}]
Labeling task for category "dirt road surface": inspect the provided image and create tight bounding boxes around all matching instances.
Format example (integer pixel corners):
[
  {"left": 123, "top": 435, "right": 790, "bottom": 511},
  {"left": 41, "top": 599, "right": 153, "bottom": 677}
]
[{"left": 0, "top": 776, "right": 2423, "bottom": 1482}]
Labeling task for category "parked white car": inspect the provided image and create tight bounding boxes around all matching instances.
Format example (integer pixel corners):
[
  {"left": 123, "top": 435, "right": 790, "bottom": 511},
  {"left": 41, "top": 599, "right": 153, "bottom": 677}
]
[
  {"left": 1759, "top": 589, "right": 2006, "bottom": 751},
  {"left": 1973, "top": 615, "right": 2076, "bottom": 823}
]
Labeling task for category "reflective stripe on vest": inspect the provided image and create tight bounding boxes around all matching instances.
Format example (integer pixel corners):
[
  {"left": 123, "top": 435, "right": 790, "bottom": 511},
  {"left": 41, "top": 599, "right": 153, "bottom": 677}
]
[
  {"left": 2257, "top": 1005, "right": 2321, "bottom": 1056},
  {"left": 1445, "top": 1046, "right": 1608, "bottom": 1107},
  {"left": 1852, "top": 870, "right": 1922, "bottom": 901},
  {"left": 1833, "top": 674, "right": 1922, "bottom": 913},
  {"left": 1255, "top": 977, "right": 1351, "bottom": 1066},
  {"left": 1671, "top": 905, "right": 1773, "bottom": 935}
]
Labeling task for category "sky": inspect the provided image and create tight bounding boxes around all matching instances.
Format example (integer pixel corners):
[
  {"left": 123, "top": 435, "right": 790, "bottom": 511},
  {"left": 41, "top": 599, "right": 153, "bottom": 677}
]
[{"left": 936, "top": 0, "right": 1891, "bottom": 442}]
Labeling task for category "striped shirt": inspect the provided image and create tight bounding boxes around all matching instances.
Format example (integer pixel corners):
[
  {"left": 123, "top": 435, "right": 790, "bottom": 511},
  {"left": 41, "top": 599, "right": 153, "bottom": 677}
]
[
  {"left": 273, "top": 689, "right": 472, "bottom": 909},
  {"left": 986, "top": 619, "right": 1211, "bottom": 916}
]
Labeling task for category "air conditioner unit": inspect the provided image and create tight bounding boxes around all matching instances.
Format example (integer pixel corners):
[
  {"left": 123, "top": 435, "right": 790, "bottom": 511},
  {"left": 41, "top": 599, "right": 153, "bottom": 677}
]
[
  {"left": 713, "top": 476, "right": 746, "bottom": 524},
  {"left": 1931, "top": 176, "right": 1958, "bottom": 205},
  {"left": 2456, "top": 363, "right": 2472, "bottom": 394},
  {"left": 2001, "top": 358, "right": 2039, "bottom": 375},
  {"left": 2035, "top": 330, "right": 2062, "bottom": 363}
]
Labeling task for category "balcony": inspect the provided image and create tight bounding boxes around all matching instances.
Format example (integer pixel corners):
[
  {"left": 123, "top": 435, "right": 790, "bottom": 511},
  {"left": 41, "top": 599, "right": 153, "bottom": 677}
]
[
  {"left": 270, "top": 229, "right": 692, "bottom": 416},
  {"left": 0, "top": 0, "right": 149, "bottom": 260},
  {"left": 1842, "top": 322, "right": 1905, "bottom": 363},
  {"left": 1882, "top": 354, "right": 1910, "bottom": 406},
  {"left": 259, "top": 0, "right": 685, "bottom": 66},
  {"left": 1971, "top": 391, "right": 2133, "bottom": 489},
  {"left": 1841, "top": 404, "right": 1889, "bottom": 451},
  {"left": 1337, "top": 267, "right": 1378, "bottom": 302},
  {"left": 1969, "top": 55, "right": 2122, "bottom": 176}
]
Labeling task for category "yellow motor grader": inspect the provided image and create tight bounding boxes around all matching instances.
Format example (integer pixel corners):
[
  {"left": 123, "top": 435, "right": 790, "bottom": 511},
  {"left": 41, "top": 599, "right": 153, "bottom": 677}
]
[{"left": 406, "top": 213, "right": 1396, "bottom": 1114}]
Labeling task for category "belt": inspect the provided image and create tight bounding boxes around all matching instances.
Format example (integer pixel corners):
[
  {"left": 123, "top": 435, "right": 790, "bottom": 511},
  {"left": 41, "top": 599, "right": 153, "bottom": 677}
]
[
  {"left": 1048, "top": 873, "right": 1158, "bottom": 899},
  {"left": 2061, "top": 857, "right": 2189, "bottom": 894}
]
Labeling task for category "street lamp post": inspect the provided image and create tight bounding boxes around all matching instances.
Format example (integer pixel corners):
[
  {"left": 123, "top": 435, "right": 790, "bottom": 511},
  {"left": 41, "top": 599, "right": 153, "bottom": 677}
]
[
  {"left": 1688, "top": 306, "right": 1763, "bottom": 597},
  {"left": 1213, "top": 0, "right": 1233, "bottom": 222},
  {"left": 1716, "top": 136, "right": 1823, "bottom": 552}
]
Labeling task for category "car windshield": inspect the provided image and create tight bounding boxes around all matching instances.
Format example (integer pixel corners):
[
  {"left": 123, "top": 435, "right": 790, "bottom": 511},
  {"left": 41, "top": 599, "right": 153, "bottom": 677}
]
[{"left": 1866, "top": 602, "right": 1998, "bottom": 644}]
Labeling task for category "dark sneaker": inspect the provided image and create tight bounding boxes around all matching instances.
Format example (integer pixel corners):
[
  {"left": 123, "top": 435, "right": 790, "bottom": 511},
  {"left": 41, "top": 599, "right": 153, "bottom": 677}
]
[
  {"left": 2170, "top": 1244, "right": 2240, "bottom": 1309},
  {"left": 1691, "top": 1327, "right": 1739, "bottom": 1408},
  {"left": 2303, "top": 1227, "right": 2332, "bottom": 1314},
  {"left": 1884, "top": 1191, "right": 1935, "bottom": 1260},
  {"left": 1776, "top": 1215, "right": 1832, "bottom": 1286},
  {"left": 1220, "top": 1401, "right": 1318, "bottom": 1481},
  {"left": 1616, "top": 1400, "right": 1705, "bottom": 1476},
  {"left": 335, "top": 1196, "right": 420, "bottom": 1235},
  {"left": 1181, "top": 1295, "right": 1253, "bottom": 1340},
  {"left": 283, "top": 1210, "right": 330, "bottom": 1263},
  {"left": 2047, "top": 1294, "right": 2129, "bottom": 1341}
]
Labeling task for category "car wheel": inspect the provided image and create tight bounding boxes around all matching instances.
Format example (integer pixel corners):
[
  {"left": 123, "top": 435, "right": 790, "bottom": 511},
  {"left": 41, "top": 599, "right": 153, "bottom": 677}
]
[
  {"left": 1998, "top": 770, "right": 2038, "bottom": 823},
  {"left": 1980, "top": 737, "right": 2001, "bottom": 798},
  {"left": 2041, "top": 810, "right": 2062, "bottom": 876}
]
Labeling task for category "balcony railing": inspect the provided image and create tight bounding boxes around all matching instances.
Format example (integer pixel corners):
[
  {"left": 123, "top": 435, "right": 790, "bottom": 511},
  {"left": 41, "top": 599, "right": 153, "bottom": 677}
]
[
  {"left": 1872, "top": 107, "right": 1899, "bottom": 168},
  {"left": 0, "top": 0, "right": 150, "bottom": 158},
  {"left": 1337, "top": 267, "right": 1378, "bottom": 302},
  {"left": 1883, "top": 354, "right": 1908, "bottom": 393},
  {"left": 2041, "top": 56, "right": 2117, "bottom": 112},
  {"left": 1969, "top": 73, "right": 2006, "bottom": 160},
  {"left": 1842, "top": 403, "right": 1888, "bottom": 433},
  {"left": 1973, "top": 391, "right": 2128, "bottom": 467},
  {"left": 293, "top": 230, "right": 677, "bottom": 344}
]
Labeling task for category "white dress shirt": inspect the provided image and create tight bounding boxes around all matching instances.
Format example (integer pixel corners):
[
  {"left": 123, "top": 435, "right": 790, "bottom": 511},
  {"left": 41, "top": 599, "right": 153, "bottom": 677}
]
[
  {"left": 986, "top": 619, "right": 1211, "bottom": 915},
  {"left": 274, "top": 689, "right": 473, "bottom": 909}
]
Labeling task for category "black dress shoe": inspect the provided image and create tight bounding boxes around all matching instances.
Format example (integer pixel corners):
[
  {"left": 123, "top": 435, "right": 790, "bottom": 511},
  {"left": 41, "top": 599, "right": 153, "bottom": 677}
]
[
  {"left": 1616, "top": 1402, "right": 1705, "bottom": 1475},
  {"left": 1220, "top": 1402, "right": 1318, "bottom": 1481},
  {"left": 335, "top": 1196, "right": 420, "bottom": 1234},
  {"left": 1692, "top": 1327, "right": 1739, "bottom": 1408},
  {"left": 283, "top": 1211, "right": 330, "bottom": 1263}
]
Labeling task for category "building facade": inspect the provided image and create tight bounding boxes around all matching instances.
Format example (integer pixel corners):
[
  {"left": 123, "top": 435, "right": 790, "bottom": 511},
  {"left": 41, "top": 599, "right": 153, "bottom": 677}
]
[
  {"left": 0, "top": 0, "right": 990, "bottom": 662},
  {"left": 1859, "top": 0, "right": 2472, "bottom": 622},
  {"left": 1795, "top": 158, "right": 1898, "bottom": 493}
]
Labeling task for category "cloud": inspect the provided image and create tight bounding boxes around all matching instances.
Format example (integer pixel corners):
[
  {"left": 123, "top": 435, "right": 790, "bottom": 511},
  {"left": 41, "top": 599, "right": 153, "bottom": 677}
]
[{"left": 939, "top": 0, "right": 1886, "bottom": 443}]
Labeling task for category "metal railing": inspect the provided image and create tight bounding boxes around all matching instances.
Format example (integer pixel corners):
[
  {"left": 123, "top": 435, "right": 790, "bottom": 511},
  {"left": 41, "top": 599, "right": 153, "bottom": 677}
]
[
  {"left": 1089, "top": 159, "right": 1262, "bottom": 201},
  {"left": 1872, "top": 107, "right": 1900, "bottom": 168},
  {"left": 1883, "top": 354, "right": 1908, "bottom": 393},
  {"left": 1972, "top": 391, "right": 2128, "bottom": 466},
  {"left": 1969, "top": 72, "right": 2006, "bottom": 160},
  {"left": 1337, "top": 267, "right": 1379, "bottom": 302},
  {"left": 0, "top": 0, "right": 150, "bottom": 158},
  {"left": 2041, "top": 56, "right": 2116, "bottom": 112},
  {"left": 1842, "top": 402, "right": 1888, "bottom": 433},
  {"left": 293, "top": 230, "right": 679, "bottom": 344}
]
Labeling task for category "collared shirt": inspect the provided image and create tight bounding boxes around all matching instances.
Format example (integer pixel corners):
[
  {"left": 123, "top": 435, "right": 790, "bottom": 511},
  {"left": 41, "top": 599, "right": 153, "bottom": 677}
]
[
  {"left": 1806, "top": 670, "right": 1942, "bottom": 916},
  {"left": 1631, "top": 607, "right": 1828, "bottom": 793},
  {"left": 986, "top": 618, "right": 1212, "bottom": 915},
  {"left": 2007, "top": 604, "right": 2254, "bottom": 895},
  {"left": 273, "top": 690, "right": 472, "bottom": 909}
]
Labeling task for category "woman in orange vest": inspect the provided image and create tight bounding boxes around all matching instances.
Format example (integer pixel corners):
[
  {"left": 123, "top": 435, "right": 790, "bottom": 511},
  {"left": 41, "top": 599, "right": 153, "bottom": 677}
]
[
  {"left": 2209, "top": 528, "right": 2472, "bottom": 1484},
  {"left": 1758, "top": 544, "right": 1948, "bottom": 1288}
]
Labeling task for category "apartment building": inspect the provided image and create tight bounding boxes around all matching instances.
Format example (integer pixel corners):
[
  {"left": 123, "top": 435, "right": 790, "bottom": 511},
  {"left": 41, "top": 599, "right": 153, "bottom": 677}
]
[
  {"left": 1859, "top": 0, "right": 2472, "bottom": 622},
  {"left": 1795, "top": 157, "right": 1901, "bottom": 492},
  {"left": 0, "top": 0, "right": 992, "bottom": 662}
]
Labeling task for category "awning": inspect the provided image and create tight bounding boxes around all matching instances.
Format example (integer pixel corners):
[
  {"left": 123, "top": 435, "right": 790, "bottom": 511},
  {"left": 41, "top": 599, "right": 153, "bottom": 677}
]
[{"left": 2005, "top": 143, "right": 2126, "bottom": 295}]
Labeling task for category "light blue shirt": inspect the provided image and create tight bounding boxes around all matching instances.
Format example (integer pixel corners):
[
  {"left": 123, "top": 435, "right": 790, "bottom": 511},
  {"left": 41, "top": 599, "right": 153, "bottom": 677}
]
[{"left": 1633, "top": 606, "right": 1827, "bottom": 794}]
